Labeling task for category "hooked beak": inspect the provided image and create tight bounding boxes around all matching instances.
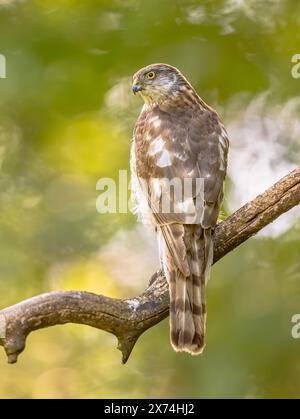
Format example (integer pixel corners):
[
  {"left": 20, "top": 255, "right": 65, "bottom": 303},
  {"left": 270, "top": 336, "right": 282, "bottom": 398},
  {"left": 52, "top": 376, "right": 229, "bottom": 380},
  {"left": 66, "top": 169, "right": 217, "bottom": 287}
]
[{"left": 132, "top": 84, "right": 142, "bottom": 94}]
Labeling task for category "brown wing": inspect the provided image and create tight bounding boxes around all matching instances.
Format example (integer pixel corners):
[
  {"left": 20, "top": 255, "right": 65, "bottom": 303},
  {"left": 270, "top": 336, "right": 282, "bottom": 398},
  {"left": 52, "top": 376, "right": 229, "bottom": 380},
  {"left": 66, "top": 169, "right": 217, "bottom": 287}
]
[{"left": 134, "top": 103, "right": 229, "bottom": 229}]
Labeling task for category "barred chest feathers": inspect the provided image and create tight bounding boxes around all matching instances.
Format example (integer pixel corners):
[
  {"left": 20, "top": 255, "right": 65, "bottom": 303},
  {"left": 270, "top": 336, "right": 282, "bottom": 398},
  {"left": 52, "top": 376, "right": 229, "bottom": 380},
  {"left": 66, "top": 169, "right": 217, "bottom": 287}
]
[{"left": 130, "top": 105, "right": 173, "bottom": 226}]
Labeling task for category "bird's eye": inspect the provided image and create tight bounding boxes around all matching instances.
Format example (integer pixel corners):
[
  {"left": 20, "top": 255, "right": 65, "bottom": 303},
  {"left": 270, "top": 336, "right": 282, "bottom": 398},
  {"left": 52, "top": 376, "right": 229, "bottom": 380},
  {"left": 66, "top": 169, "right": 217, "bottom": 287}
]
[{"left": 146, "top": 71, "right": 156, "bottom": 80}]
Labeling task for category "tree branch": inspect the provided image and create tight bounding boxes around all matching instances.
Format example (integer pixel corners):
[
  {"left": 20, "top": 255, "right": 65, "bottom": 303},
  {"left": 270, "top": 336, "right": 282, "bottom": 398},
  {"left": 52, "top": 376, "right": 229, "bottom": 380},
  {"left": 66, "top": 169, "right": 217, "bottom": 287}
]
[{"left": 0, "top": 168, "right": 299, "bottom": 364}]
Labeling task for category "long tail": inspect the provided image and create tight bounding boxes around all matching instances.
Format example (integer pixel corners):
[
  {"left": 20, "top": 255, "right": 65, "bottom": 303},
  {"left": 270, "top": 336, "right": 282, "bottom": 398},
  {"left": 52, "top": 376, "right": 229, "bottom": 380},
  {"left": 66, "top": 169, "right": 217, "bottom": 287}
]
[{"left": 159, "top": 224, "right": 213, "bottom": 355}]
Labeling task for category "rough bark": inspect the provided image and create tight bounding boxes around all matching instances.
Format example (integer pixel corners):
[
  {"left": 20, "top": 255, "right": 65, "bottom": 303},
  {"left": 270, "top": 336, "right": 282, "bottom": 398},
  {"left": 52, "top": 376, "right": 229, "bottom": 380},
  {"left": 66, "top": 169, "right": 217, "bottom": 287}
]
[{"left": 0, "top": 168, "right": 299, "bottom": 364}]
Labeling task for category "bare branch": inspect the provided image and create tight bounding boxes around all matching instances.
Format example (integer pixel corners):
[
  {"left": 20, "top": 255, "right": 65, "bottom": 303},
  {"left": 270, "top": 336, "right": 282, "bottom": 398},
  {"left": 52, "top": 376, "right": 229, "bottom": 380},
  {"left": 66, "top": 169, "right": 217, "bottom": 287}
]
[{"left": 0, "top": 168, "right": 299, "bottom": 364}]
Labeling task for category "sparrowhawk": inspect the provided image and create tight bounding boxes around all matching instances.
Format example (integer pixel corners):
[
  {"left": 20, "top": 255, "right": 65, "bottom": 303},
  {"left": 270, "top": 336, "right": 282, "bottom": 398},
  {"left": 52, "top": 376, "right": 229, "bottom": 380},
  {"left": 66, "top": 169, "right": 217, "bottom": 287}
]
[{"left": 131, "top": 63, "right": 229, "bottom": 354}]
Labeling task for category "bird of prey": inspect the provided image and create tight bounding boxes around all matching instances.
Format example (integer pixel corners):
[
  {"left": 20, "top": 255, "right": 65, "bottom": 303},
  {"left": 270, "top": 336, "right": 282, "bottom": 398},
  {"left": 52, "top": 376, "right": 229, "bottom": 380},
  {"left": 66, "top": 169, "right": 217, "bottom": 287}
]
[{"left": 131, "top": 63, "right": 229, "bottom": 355}]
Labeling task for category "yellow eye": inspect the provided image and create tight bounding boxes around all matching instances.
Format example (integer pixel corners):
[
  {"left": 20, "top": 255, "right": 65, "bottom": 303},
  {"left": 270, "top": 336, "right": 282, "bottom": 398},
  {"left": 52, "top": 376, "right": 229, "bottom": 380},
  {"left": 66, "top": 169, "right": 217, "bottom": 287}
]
[{"left": 146, "top": 71, "right": 156, "bottom": 80}]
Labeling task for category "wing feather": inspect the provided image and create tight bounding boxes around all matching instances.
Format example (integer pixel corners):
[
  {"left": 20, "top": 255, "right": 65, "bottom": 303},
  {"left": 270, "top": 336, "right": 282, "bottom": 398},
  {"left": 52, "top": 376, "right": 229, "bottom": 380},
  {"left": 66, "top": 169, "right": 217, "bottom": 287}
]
[{"left": 133, "top": 104, "right": 229, "bottom": 229}]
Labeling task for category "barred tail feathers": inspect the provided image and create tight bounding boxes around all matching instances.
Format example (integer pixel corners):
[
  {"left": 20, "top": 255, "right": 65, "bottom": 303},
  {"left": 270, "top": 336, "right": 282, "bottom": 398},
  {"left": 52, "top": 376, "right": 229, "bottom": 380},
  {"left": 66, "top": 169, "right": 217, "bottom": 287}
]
[{"left": 159, "top": 224, "right": 213, "bottom": 355}]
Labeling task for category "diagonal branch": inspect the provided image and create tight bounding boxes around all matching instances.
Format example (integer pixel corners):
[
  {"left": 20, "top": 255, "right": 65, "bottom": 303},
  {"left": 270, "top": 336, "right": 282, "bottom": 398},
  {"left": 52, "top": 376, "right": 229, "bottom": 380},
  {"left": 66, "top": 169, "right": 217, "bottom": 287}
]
[{"left": 0, "top": 168, "right": 299, "bottom": 364}]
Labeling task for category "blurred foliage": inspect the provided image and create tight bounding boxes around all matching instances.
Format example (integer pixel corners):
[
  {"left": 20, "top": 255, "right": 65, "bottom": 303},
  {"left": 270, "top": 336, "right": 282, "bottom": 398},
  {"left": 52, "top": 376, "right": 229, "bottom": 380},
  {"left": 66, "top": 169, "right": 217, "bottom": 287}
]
[{"left": 0, "top": 0, "right": 300, "bottom": 398}]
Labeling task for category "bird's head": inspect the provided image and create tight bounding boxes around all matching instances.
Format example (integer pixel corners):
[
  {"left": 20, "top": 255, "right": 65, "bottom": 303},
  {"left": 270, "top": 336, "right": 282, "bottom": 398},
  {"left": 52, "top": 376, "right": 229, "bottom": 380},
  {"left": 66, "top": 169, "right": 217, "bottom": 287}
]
[{"left": 132, "top": 63, "right": 188, "bottom": 104}]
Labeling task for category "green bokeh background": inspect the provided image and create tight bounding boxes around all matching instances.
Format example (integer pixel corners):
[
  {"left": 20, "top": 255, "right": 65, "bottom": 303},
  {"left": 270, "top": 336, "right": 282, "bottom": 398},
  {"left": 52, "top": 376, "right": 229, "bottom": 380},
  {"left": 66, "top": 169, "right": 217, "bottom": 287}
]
[{"left": 0, "top": 0, "right": 300, "bottom": 398}]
